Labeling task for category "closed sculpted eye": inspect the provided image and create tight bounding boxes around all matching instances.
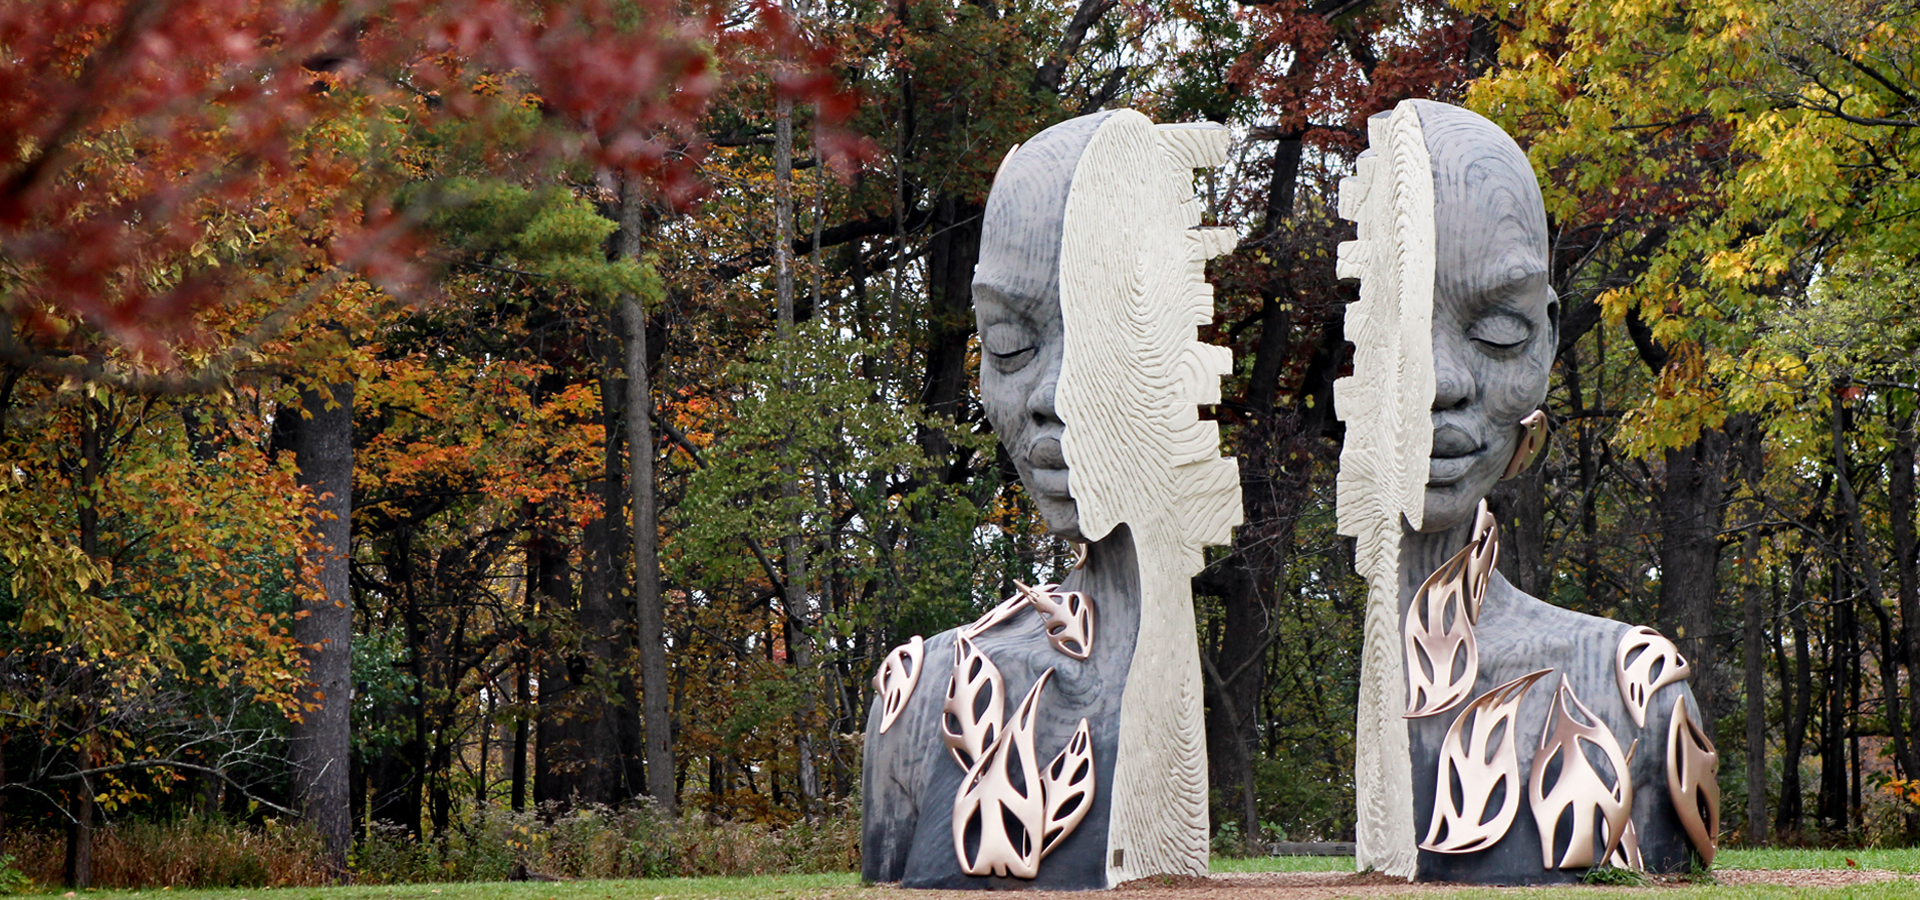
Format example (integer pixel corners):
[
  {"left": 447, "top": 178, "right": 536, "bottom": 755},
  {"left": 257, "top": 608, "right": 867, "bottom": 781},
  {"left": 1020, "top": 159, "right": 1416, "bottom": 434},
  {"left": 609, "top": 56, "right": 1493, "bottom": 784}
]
[
  {"left": 983, "top": 322, "right": 1037, "bottom": 372},
  {"left": 1468, "top": 314, "right": 1531, "bottom": 352}
]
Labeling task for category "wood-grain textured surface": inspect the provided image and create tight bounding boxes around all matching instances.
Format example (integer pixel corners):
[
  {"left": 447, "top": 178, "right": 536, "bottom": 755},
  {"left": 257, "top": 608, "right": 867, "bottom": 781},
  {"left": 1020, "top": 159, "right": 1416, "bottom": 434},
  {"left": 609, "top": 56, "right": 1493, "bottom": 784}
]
[
  {"left": 1334, "top": 100, "right": 1716, "bottom": 884},
  {"left": 863, "top": 109, "right": 1240, "bottom": 889},
  {"left": 1056, "top": 111, "right": 1241, "bottom": 886},
  {"left": 1333, "top": 102, "right": 1433, "bottom": 881}
]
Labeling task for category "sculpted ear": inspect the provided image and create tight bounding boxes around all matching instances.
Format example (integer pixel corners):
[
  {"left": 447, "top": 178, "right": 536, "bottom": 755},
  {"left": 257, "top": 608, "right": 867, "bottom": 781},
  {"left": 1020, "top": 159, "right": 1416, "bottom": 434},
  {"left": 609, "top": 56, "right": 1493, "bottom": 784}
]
[{"left": 1546, "top": 286, "right": 1561, "bottom": 355}]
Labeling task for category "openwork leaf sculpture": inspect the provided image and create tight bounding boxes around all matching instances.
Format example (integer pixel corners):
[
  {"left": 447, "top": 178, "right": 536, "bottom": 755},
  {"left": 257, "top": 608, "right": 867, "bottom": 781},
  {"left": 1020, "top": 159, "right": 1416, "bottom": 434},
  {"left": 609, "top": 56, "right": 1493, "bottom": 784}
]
[
  {"left": 1404, "top": 501, "right": 1499, "bottom": 718},
  {"left": 1616, "top": 626, "right": 1692, "bottom": 728},
  {"left": 954, "top": 669, "right": 1052, "bottom": 878},
  {"left": 943, "top": 636, "right": 1006, "bottom": 771},
  {"left": 1609, "top": 819, "right": 1645, "bottom": 871},
  {"left": 1501, "top": 409, "right": 1549, "bottom": 480},
  {"left": 1528, "top": 677, "right": 1636, "bottom": 870},
  {"left": 873, "top": 636, "right": 926, "bottom": 734},
  {"left": 937, "top": 583, "right": 1103, "bottom": 878},
  {"left": 1040, "top": 718, "right": 1096, "bottom": 858},
  {"left": 1421, "top": 669, "right": 1551, "bottom": 854},
  {"left": 1666, "top": 695, "right": 1721, "bottom": 866},
  {"left": 962, "top": 591, "right": 1033, "bottom": 641},
  {"left": 1463, "top": 499, "right": 1499, "bottom": 595},
  {"left": 1018, "top": 581, "right": 1096, "bottom": 661}
]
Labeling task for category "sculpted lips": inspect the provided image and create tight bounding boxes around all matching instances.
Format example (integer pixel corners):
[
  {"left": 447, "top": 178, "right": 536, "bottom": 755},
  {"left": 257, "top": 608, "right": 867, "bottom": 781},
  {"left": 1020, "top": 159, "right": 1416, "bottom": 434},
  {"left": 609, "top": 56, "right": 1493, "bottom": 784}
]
[
  {"left": 1428, "top": 425, "right": 1482, "bottom": 486},
  {"left": 1026, "top": 435, "right": 1070, "bottom": 497}
]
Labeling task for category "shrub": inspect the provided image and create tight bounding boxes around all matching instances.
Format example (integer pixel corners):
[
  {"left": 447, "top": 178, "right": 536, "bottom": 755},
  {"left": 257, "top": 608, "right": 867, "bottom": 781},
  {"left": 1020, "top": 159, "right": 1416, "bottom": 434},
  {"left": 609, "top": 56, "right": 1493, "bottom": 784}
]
[
  {"left": 0, "top": 853, "right": 31, "bottom": 895},
  {"left": 5, "top": 802, "right": 860, "bottom": 887},
  {"left": 352, "top": 801, "right": 861, "bottom": 882},
  {"left": 4, "top": 816, "right": 330, "bottom": 887}
]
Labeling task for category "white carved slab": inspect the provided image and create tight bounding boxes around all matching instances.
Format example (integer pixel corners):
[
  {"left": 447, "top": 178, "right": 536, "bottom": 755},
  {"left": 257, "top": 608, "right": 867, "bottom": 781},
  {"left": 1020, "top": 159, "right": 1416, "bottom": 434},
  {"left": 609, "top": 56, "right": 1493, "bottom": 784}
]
[
  {"left": 1055, "top": 111, "right": 1243, "bottom": 884},
  {"left": 1334, "top": 101, "right": 1436, "bottom": 880}
]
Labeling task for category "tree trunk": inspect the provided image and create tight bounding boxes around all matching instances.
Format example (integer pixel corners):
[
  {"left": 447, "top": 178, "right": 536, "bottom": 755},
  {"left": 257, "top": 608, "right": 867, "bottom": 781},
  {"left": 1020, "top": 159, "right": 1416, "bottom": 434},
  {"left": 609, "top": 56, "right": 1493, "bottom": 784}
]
[
  {"left": 1820, "top": 558, "right": 1849, "bottom": 833},
  {"left": 1832, "top": 385, "right": 1916, "bottom": 782},
  {"left": 287, "top": 381, "right": 354, "bottom": 877},
  {"left": 590, "top": 319, "right": 640, "bottom": 803},
  {"left": 1, "top": 735, "right": 8, "bottom": 860},
  {"left": 773, "top": 81, "right": 822, "bottom": 810},
  {"left": 477, "top": 689, "right": 492, "bottom": 804},
  {"left": 513, "top": 650, "right": 530, "bottom": 812},
  {"left": 1892, "top": 407, "right": 1919, "bottom": 839},
  {"left": 1777, "top": 556, "right": 1811, "bottom": 835},
  {"left": 621, "top": 178, "right": 676, "bottom": 813},
  {"left": 382, "top": 528, "right": 425, "bottom": 838},
  {"left": 1743, "top": 530, "right": 1766, "bottom": 844},
  {"left": 919, "top": 194, "right": 983, "bottom": 482},
  {"left": 532, "top": 522, "right": 579, "bottom": 807},
  {"left": 1851, "top": 589, "right": 1863, "bottom": 833},
  {"left": 600, "top": 326, "right": 646, "bottom": 803},
  {"left": 1654, "top": 429, "right": 1730, "bottom": 723},
  {"left": 64, "top": 399, "right": 103, "bottom": 888},
  {"left": 64, "top": 772, "right": 92, "bottom": 888},
  {"left": 1565, "top": 342, "right": 1603, "bottom": 606},
  {"left": 577, "top": 501, "right": 621, "bottom": 805},
  {"left": 1202, "top": 566, "right": 1265, "bottom": 851}
]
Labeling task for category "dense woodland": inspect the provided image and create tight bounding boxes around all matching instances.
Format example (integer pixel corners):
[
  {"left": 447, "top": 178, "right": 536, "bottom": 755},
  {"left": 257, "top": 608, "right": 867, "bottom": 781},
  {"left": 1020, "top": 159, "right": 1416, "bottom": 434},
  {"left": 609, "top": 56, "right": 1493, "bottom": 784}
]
[{"left": 2, "top": 0, "right": 1920, "bottom": 886}]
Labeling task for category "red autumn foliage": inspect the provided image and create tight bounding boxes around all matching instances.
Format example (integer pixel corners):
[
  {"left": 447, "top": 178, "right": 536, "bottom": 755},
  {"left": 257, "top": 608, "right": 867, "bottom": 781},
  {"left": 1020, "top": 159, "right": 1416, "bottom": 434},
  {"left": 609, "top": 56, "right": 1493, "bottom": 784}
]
[{"left": 0, "top": 0, "right": 850, "bottom": 375}]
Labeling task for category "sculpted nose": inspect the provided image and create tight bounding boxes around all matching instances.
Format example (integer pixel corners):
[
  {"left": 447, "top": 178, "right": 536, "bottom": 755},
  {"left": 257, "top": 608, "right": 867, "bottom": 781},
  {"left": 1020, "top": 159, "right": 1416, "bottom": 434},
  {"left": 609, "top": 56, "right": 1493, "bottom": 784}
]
[
  {"left": 1030, "top": 369, "right": 1062, "bottom": 425},
  {"left": 1433, "top": 344, "right": 1473, "bottom": 412}
]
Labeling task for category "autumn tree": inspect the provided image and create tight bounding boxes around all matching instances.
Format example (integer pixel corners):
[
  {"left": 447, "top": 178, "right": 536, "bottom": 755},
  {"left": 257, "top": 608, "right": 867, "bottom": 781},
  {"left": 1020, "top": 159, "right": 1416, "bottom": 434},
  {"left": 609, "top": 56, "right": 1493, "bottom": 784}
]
[
  {"left": 1140, "top": 0, "right": 1497, "bottom": 846},
  {"left": 3, "top": 0, "right": 807, "bottom": 877},
  {"left": 1454, "top": 0, "right": 1920, "bottom": 841}
]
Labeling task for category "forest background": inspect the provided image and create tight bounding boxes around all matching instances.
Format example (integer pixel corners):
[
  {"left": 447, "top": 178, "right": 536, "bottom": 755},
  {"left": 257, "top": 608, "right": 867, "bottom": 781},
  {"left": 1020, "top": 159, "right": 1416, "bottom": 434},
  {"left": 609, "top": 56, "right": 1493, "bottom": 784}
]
[{"left": 2, "top": 0, "right": 1918, "bottom": 888}]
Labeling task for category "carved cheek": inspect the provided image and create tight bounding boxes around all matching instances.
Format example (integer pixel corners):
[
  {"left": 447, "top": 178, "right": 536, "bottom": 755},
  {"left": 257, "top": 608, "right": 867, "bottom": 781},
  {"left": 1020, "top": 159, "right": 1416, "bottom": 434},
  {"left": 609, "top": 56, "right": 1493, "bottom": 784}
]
[{"left": 978, "top": 370, "right": 1009, "bottom": 427}]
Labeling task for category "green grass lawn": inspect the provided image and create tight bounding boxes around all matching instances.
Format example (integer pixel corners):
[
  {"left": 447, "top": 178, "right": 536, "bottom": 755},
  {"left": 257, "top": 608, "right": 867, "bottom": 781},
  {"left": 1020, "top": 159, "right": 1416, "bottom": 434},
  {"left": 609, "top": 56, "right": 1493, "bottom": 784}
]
[
  {"left": 1211, "top": 845, "right": 1920, "bottom": 874},
  {"left": 44, "top": 847, "right": 1920, "bottom": 900},
  {"left": 1715, "top": 846, "right": 1920, "bottom": 873},
  {"left": 61, "top": 872, "right": 871, "bottom": 900},
  {"left": 1442, "top": 887, "right": 1920, "bottom": 899},
  {"left": 1207, "top": 854, "right": 1355, "bottom": 873}
]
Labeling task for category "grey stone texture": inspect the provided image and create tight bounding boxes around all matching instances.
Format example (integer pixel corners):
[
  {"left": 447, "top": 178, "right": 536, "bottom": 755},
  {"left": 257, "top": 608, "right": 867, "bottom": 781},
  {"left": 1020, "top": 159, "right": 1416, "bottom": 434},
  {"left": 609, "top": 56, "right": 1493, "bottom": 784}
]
[{"left": 1397, "top": 101, "right": 1708, "bottom": 883}]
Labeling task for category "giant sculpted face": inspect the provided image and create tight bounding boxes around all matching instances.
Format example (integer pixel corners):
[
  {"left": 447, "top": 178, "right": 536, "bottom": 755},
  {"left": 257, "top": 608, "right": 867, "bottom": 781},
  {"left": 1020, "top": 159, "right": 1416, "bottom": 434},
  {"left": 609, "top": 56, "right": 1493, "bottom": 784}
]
[
  {"left": 1421, "top": 105, "right": 1558, "bottom": 532},
  {"left": 1346, "top": 101, "right": 1720, "bottom": 885},
  {"left": 862, "top": 111, "right": 1241, "bottom": 891},
  {"left": 976, "top": 265, "right": 1074, "bottom": 534},
  {"left": 974, "top": 127, "right": 1086, "bottom": 539}
]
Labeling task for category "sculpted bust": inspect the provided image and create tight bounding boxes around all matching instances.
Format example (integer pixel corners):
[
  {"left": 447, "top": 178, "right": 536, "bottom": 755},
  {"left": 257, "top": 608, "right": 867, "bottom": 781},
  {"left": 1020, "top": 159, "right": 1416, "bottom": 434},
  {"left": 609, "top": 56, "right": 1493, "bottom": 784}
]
[
  {"left": 860, "top": 109, "right": 1241, "bottom": 889},
  {"left": 1338, "top": 100, "right": 1720, "bottom": 883}
]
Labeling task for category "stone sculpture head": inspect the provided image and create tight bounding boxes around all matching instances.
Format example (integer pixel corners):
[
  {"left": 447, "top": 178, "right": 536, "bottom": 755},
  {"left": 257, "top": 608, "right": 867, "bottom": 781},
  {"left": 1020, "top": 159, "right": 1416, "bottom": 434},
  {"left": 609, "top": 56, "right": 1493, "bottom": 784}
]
[
  {"left": 974, "top": 115, "right": 1100, "bottom": 539},
  {"left": 975, "top": 110, "right": 1240, "bottom": 553},
  {"left": 1415, "top": 101, "right": 1558, "bottom": 533}
]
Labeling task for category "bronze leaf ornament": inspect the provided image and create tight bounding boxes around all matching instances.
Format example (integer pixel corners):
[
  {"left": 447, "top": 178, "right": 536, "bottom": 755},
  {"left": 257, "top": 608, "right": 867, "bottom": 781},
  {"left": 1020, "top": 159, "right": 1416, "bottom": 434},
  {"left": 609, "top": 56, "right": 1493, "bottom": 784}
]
[
  {"left": 1615, "top": 626, "right": 1692, "bottom": 728},
  {"left": 1608, "top": 819, "right": 1645, "bottom": 872},
  {"left": 874, "top": 635, "right": 926, "bottom": 734},
  {"left": 954, "top": 669, "right": 1053, "bottom": 878},
  {"left": 1420, "top": 668, "right": 1552, "bottom": 854},
  {"left": 1665, "top": 695, "right": 1721, "bottom": 866},
  {"left": 1018, "top": 580, "right": 1096, "bottom": 661},
  {"left": 943, "top": 635, "right": 1006, "bottom": 771},
  {"left": 962, "top": 590, "right": 1033, "bottom": 641},
  {"left": 1404, "top": 501, "right": 1499, "bottom": 718},
  {"left": 1501, "top": 409, "right": 1549, "bottom": 480},
  {"left": 1040, "top": 717, "right": 1096, "bottom": 858},
  {"left": 1528, "top": 676, "right": 1636, "bottom": 870}
]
